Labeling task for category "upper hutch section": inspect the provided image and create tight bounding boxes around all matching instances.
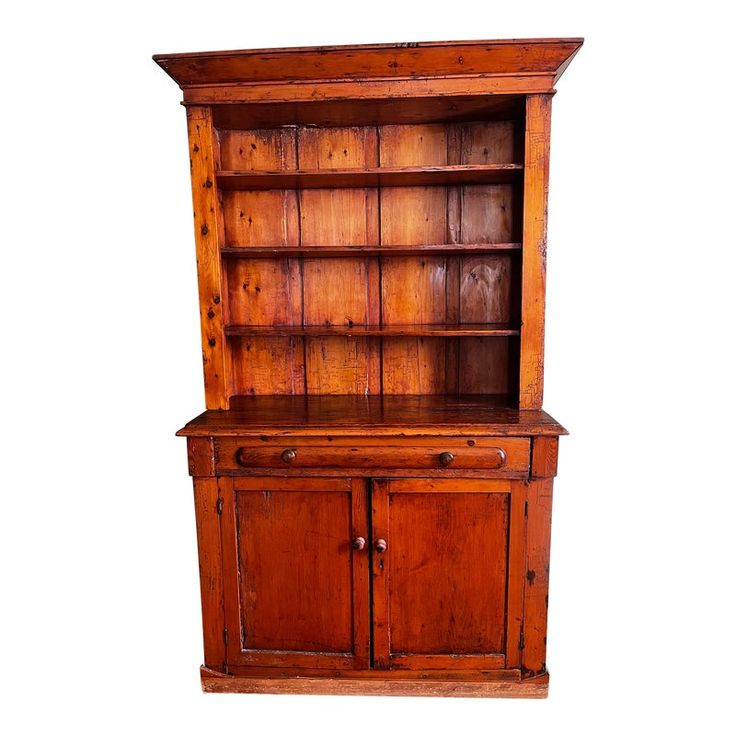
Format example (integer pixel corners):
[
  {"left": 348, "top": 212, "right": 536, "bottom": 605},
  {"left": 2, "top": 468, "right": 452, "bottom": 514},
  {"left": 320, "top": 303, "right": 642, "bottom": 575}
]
[{"left": 155, "top": 39, "right": 582, "bottom": 411}]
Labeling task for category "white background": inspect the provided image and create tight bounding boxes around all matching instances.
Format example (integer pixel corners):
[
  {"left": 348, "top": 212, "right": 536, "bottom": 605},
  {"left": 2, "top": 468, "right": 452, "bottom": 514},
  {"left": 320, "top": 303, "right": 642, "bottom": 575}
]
[{"left": 2, "top": 1, "right": 735, "bottom": 733}]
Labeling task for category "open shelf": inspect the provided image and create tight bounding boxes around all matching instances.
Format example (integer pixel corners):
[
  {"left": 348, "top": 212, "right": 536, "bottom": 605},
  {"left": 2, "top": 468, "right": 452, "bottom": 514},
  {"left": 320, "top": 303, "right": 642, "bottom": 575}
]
[
  {"left": 216, "top": 164, "right": 522, "bottom": 191},
  {"left": 213, "top": 121, "right": 524, "bottom": 397},
  {"left": 224, "top": 324, "right": 520, "bottom": 338},
  {"left": 220, "top": 243, "right": 522, "bottom": 258}
]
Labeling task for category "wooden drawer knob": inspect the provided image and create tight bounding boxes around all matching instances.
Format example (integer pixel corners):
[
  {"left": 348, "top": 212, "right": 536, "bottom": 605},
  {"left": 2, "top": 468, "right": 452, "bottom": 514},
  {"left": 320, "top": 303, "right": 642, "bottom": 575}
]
[
  {"left": 492, "top": 448, "right": 507, "bottom": 468},
  {"left": 235, "top": 447, "right": 250, "bottom": 467},
  {"left": 438, "top": 451, "right": 455, "bottom": 467},
  {"left": 280, "top": 448, "right": 297, "bottom": 464}
]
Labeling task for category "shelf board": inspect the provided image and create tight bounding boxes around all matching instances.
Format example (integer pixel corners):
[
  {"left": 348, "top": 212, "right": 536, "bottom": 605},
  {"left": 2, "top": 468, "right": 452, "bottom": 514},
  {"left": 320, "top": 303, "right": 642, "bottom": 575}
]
[
  {"left": 220, "top": 243, "right": 522, "bottom": 258},
  {"left": 216, "top": 164, "right": 522, "bottom": 191},
  {"left": 224, "top": 324, "right": 520, "bottom": 338},
  {"left": 176, "top": 395, "right": 568, "bottom": 438}
]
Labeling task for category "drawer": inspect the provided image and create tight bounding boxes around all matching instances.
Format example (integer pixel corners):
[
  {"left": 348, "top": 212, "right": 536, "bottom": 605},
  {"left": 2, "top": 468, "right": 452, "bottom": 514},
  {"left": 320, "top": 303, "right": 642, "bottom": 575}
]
[{"left": 215, "top": 437, "right": 530, "bottom": 473}]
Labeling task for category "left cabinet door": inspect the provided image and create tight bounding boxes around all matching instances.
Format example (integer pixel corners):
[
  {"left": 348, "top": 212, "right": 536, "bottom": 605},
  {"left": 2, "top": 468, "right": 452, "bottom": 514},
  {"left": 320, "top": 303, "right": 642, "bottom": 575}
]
[{"left": 220, "top": 476, "right": 370, "bottom": 669}]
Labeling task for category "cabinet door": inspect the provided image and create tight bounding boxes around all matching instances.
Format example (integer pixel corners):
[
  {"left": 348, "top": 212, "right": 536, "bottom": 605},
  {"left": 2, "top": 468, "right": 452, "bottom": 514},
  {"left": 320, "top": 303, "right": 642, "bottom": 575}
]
[
  {"left": 371, "top": 478, "right": 525, "bottom": 670},
  {"left": 220, "top": 477, "right": 370, "bottom": 669}
]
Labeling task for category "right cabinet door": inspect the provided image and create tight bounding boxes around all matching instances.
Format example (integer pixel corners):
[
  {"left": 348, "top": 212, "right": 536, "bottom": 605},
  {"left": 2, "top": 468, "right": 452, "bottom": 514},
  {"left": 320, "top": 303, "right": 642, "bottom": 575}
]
[{"left": 371, "top": 478, "right": 525, "bottom": 670}]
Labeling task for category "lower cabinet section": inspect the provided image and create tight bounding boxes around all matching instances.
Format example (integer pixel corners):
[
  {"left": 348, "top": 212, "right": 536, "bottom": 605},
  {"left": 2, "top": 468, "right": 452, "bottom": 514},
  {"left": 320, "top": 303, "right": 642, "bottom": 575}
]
[{"left": 215, "top": 475, "right": 528, "bottom": 676}]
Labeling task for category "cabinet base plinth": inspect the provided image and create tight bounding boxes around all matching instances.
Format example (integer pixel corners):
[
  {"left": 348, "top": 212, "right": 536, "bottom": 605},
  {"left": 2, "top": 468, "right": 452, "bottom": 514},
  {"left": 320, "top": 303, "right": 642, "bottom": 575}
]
[{"left": 200, "top": 666, "right": 549, "bottom": 698}]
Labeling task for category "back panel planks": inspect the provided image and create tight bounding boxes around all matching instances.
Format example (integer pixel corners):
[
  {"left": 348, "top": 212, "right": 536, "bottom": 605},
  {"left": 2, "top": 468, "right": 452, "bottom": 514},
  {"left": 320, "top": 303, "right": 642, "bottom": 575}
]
[
  {"left": 298, "top": 126, "right": 380, "bottom": 395},
  {"left": 221, "top": 128, "right": 302, "bottom": 395}
]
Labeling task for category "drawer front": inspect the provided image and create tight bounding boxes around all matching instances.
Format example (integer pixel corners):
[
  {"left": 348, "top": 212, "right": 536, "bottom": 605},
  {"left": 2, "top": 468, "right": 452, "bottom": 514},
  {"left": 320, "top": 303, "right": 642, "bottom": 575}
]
[{"left": 215, "top": 437, "right": 530, "bottom": 473}]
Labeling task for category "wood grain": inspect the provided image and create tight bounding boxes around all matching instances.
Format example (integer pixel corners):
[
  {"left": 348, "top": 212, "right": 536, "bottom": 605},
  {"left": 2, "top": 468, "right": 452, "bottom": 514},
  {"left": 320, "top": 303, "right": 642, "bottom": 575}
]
[
  {"left": 229, "top": 336, "right": 305, "bottom": 395},
  {"left": 185, "top": 107, "right": 231, "bottom": 408},
  {"left": 505, "top": 480, "right": 528, "bottom": 669},
  {"left": 221, "top": 127, "right": 303, "bottom": 395},
  {"left": 216, "top": 164, "right": 521, "bottom": 191},
  {"left": 200, "top": 666, "right": 550, "bottom": 697},
  {"left": 187, "top": 437, "right": 215, "bottom": 477},
  {"left": 209, "top": 95, "right": 525, "bottom": 130},
  {"left": 519, "top": 95, "right": 552, "bottom": 409},
  {"left": 182, "top": 74, "right": 559, "bottom": 105},
  {"left": 215, "top": 437, "right": 529, "bottom": 472},
  {"left": 221, "top": 243, "right": 522, "bottom": 257},
  {"left": 522, "top": 478, "right": 554, "bottom": 678},
  {"left": 298, "top": 125, "right": 380, "bottom": 394},
  {"left": 155, "top": 39, "right": 584, "bottom": 86},
  {"left": 159, "top": 38, "right": 578, "bottom": 696},
  {"left": 220, "top": 476, "right": 370, "bottom": 669},
  {"left": 387, "top": 491, "right": 508, "bottom": 657},
  {"left": 224, "top": 324, "right": 519, "bottom": 337},
  {"left": 531, "top": 436, "right": 559, "bottom": 478},
  {"left": 192, "top": 478, "right": 225, "bottom": 670},
  {"left": 177, "top": 395, "right": 567, "bottom": 437}
]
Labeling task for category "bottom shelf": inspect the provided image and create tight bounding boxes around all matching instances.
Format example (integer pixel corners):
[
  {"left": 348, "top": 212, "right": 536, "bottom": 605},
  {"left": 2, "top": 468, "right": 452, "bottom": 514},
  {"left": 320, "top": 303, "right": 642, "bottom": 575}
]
[{"left": 177, "top": 395, "right": 567, "bottom": 437}]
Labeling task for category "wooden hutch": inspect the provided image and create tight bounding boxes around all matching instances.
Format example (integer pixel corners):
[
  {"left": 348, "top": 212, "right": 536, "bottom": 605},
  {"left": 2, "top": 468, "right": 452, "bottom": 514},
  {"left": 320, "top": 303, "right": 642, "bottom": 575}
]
[{"left": 155, "top": 38, "right": 582, "bottom": 697}]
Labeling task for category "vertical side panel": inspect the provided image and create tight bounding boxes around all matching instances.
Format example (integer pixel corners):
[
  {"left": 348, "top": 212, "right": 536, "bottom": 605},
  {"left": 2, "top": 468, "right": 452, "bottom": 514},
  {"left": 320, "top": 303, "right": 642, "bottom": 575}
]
[
  {"left": 192, "top": 477, "right": 225, "bottom": 671},
  {"left": 519, "top": 94, "right": 552, "bottom": 409},
  {"left": 505, "top": 480, "right": 528, "bottom": 669},
  {"left": 186, "top": 107, "right": 231, "bottom": 408},
  {"left": 351, "top": 479, "right": 371, "bottom": 667},
  {"left": 522, "top": 478, "right": 554, "bottom": 677},
  {"left": 371, "top": 479, "right": 390, "bottom": 668}
]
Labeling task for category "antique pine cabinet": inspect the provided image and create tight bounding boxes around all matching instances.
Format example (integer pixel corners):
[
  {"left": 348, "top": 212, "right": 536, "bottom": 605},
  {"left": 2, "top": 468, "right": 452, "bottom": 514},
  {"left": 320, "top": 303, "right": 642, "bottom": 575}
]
[{"left": 154, "top": 37, "right": 581, "bottom": 698}]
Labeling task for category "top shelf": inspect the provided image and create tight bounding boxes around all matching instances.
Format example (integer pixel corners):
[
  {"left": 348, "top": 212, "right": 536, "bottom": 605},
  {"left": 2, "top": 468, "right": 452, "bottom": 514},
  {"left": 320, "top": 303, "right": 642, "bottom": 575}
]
[{"left": 216, "top": 164, "right": 522, "bottom": 191}]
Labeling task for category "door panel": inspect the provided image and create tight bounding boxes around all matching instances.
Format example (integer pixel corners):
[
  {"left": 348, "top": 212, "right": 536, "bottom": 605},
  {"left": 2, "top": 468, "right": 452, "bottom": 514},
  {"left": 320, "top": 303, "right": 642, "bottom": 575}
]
[
  {"left": 221, "top": 476, "right": 370, "bottom": 669},
  {"left": 372, "top": 478, "right": 522, "bottom": 670}
]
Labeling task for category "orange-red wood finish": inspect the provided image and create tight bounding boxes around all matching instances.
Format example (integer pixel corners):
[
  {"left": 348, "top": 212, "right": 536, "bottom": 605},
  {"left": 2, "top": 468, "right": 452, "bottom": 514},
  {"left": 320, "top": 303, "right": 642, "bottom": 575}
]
[{"left": 157, "top": 37, "right": 580, "bottom": 697}]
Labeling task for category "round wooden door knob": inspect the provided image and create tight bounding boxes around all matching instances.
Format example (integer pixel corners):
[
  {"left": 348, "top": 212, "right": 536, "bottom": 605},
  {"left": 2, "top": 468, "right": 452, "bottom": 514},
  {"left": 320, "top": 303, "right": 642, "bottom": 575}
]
[
  {"left": 438, "top": 451, "right": 455, "bottom": 466},
  {"left": 375, "top": 538, "right": 388, "bottom": 553},
  {"left": 352, "top": 536, "right": 366, "bottom": 550},
  {"left": 280, "top": 448, "right": 297, "bottom": 463}
]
